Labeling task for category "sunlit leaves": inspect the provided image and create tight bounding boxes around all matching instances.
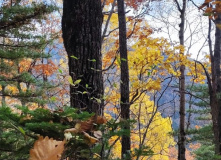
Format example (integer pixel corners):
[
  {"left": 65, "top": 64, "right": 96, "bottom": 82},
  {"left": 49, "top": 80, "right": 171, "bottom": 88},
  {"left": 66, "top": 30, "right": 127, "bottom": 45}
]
[{"left": 33, "top": 60, "right": 57, "bottom": 76}]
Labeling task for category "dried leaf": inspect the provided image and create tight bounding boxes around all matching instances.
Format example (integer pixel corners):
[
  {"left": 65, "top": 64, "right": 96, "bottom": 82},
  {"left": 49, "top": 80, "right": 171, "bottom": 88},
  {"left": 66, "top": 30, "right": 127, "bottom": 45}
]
[
  {"left": 93, "top": 130, "right": 102, "bottom": 139},
  {"left": 96, "top": 116, "right": 107, "bottom": 124},
  {"left": 75, "top": 123, "right": 81, "bottom": 130},
  {"left": 64, "top": 128, "right": 78, "bottom": 133},
  {"left": 79, "top": 117, "right": 94, "bottom": 132},
  {"left": 93, "top": 153, "right": 101, "bottom": 159},
  {"left": 83, "top": 132, "right": 99, "bottom": 145},
  {"left": 29, "top": 136, "right": 65, "bottom": 160}
]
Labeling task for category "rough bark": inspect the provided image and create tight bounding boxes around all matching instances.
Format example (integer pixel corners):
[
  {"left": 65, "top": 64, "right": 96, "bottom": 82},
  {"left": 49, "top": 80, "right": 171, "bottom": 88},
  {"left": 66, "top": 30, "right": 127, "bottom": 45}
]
[
  {"left": 212, "top": 12, "right": 221, "bottom": 155},
  {"left": 117, "top": 0, "right": 131, "bottom": 159},
  {"left": 62, "top": 0, "right": 103, "bottom": 115},
  {"left": 175, "top": 0, "right": 186, "bottom": 159}
]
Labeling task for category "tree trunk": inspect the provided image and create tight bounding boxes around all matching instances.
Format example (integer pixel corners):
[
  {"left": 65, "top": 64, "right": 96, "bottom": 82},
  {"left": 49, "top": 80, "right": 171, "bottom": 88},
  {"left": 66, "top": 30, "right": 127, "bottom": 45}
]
[
  {"left": 213, "top": 13, "right": 221, "bottom": 155},
  {"left": 62, "top": 0, "right": 103, "bottom": 115},
  {"left": 175, "top": 0, "right": 186, "bottom": 159},
  {"left": 117, "top": 0, "right": 131, "bottom": 159}
]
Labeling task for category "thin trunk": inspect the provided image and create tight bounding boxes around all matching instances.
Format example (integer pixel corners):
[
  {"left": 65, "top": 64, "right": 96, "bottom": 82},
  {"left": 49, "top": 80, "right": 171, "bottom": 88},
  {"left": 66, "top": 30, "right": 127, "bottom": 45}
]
[
  {"left": 175, "top": 0, "right": 186, "bottom": 159},
  {"left": 62, "top": 0, "right": 103, "bottom": 115},
  {"left": 117, "top": 0, "right": 131, "bottom": 159},
  {"left": 1, "top": 85, "right": 5, "bottom": 106}
]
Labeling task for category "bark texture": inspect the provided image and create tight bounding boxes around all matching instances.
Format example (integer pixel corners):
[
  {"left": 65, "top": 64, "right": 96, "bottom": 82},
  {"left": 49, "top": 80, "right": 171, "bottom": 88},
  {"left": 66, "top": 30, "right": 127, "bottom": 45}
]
[
  {"left": 175, "top": 0, "right": 186, "bottom": 159},
  {"left": 117, "top": 0, "right": 131, "bottom": 159},
  {"left": 62, "top": 0, "right": 103, "bottom": 115},
  {"left": 211, "top": 13, "right": 221, "bottom": 155}
]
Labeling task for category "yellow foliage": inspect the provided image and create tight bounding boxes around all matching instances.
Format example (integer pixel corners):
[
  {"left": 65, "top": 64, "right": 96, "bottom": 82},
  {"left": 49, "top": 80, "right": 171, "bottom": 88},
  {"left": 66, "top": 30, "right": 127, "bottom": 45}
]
[
  {"left": 109, "top": 136, "right": 122, "bottom": 159},
  {"left": 5, "top": 85, "right": 19, "bottom": 94},
  {"left": 130, "top": 95, "right": 175, "bottom": 160},
  {"left": 101, "top": 12, "right": 209, "bottom": 160},
  {"left": 19, "top": 59, "right": 32, "bottom": 72},
  {"left": 108, "top": 95, "right": 175, "bottom": 160}
]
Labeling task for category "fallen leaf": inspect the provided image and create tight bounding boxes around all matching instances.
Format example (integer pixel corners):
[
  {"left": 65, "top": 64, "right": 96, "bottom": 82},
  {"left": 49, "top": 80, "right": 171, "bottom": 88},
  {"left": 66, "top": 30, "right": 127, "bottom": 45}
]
[{"left": 29, "top": 136, "right": 65, "bottom": 160}]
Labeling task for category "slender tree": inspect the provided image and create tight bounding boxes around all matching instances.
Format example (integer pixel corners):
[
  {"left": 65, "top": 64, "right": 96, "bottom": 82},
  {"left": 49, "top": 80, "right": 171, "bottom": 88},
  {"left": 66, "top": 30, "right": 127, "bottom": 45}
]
[
  {"left": 62, "top": 0, "right": 104, "bottom": 115},
  {"left": 117, "top": 0, "right": 131, "bottom": 159},
  {"left": 174, "top": 0, "right": 187, "bottom": 159}
]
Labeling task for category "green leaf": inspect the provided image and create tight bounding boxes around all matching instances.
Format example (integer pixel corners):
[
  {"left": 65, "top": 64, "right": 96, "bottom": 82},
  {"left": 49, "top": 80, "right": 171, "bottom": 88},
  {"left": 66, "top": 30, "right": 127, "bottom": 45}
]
[
  {"left": 71, "top": 55, "right": 79, "bottom": 60},
  {"left": 203, "top": 13, "right": 212, "bottom": 16},
  {"left": 83, "top": 91, "right": 88, "bottom": 94},
  {"left": 121, "top": 58, "right": 127, "bottom": 61},
  {"left": 58, "top": 69, "right": 63, "bottom": 74},
  {"left": 18, "top": 126, "right": 25, "bottom": 135},
  {"left": 88, "top": 59, "right": 96, "bottom": 62},
  {"left": 74, "top": 79, "right": 81, "bottom": 85},
  {"left": 116, "top": 56, "right": 121, "bottom": 65},
  {"left": 94, "top": 98, "right": 101, "bottom": 104},
  {"left": 68, "top": 76, "right": 74, "bottom": 86},
  {"left": 50, "top": 96, "right": 56, "bottom": 102}
]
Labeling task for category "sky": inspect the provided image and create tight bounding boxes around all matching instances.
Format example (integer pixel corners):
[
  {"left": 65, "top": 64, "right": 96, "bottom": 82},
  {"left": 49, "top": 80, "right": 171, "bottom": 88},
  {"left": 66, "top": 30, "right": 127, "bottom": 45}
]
[{"left": 145, "top": 0, "right": 213, "bottom": 61}]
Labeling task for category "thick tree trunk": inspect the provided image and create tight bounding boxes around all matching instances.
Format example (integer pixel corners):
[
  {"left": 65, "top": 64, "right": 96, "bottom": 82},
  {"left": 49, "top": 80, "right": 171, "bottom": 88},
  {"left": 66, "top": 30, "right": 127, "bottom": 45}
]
[
  {"left": 62, "top": 0, "right": 103, "bottom": 115},
  {"left": 213, "top": 13, "right": 221, "bottom": 155},
  {"left": 176, "top": 0, "right": 186, "bottom": 159},
  {"left": 117, "top": 0, "right": 131, "bottom": 159}
]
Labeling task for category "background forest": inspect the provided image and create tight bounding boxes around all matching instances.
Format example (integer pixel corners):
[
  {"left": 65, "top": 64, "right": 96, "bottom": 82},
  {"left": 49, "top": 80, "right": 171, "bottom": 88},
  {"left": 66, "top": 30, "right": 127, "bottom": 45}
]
[{"left": 0, "top": 0, "right": 220, "bottom": 160}]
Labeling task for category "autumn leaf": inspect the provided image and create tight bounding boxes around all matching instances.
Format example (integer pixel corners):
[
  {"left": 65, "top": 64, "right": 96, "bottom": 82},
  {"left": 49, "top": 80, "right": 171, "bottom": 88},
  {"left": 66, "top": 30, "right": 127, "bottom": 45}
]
[
  {"left": 58, "top": 37, "right": 63, "bottom": 43},
  {"left": 79, "top": 117, "right": 95, "bottom": 132},
  {"left": 83, "top": 131, "right": 99, "bottom": 145},
  {"left": 29, "top": 136, "right": 65, "bottom": 160},
  {"left": 64, "top": 128, "right": 78, "bottom": 133},
  {"left": 195, "top": 125, "right": 200, "bottom": 130},
  {"left": 96, "top": 116, "right": 107, "bottom": 124},
  {"left": 93, "top": 130, "right": 102, "bottom": 139}
]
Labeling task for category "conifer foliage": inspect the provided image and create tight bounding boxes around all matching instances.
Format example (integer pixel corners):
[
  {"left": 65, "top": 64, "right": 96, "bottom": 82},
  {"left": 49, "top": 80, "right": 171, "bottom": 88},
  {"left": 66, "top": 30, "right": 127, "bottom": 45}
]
[{"left": 0, "top": 0, "right": 57, "bottom": 159}]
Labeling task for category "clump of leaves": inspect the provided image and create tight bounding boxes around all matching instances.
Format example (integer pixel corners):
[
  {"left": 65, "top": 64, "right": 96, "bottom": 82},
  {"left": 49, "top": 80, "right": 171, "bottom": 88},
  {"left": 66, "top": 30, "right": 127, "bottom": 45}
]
[{"left": 63, "top": 115, "right": 107, "bottom": 159}]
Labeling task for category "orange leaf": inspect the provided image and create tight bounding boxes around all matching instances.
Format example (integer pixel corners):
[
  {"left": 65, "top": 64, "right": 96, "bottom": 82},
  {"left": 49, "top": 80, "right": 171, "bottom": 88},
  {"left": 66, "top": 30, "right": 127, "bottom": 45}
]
[
  {"left": 29, "top": 136, "right": 65, "bottom": 160},
  {"left": 79, "top": 117, "right": 94, "bottom": 132},
  {"left": 96, "top": 116, "right": 107, "bottom": 124},
  {"left": 195, "top": 125, "right": 200, "bottom": 130},
  {"left": 58, "top": 37, "right": 63, "bottom": 43}
]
